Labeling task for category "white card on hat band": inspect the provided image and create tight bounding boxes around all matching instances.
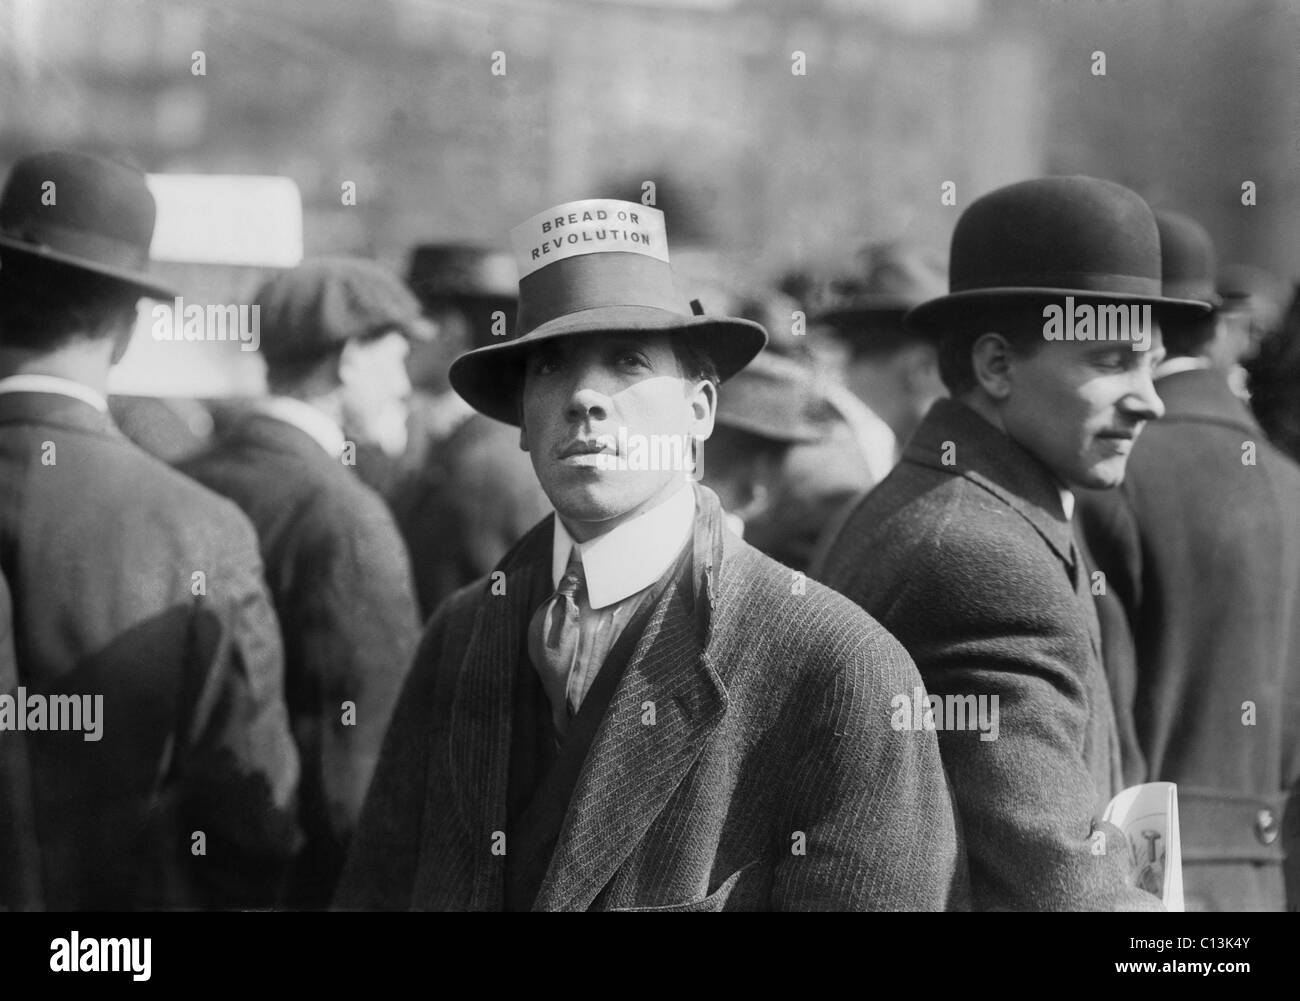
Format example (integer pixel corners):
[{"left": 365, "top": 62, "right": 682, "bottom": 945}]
[{"left": 511, "top": 199, "right": 670, "bottom": 280}]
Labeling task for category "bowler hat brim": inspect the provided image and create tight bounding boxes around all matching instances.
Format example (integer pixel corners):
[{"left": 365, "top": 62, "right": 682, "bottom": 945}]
[
  {"left": 904, "top": 286, "right": 1213, "bottom": 335},
  {"left": 0, "top": 233, "right": 175, "bottom": 300},
  {"left": 449, "top": 304, "right": 767, "bottom": 426}
]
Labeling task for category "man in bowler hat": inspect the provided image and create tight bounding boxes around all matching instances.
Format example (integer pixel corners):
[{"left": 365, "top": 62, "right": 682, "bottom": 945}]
[
  {"left": 337, "top": 199, "right": 966, "bottom": 911},
  {"left": 1078, "top": 211, "right": 1300, "bottom": 911},
  {"left": 0, "top": 151, "right": 300, "bottom": 909},
  {"left": 818, "top": 176, "right": 1211, "bottom": 910},
  {"left": 180, "top": 257, "right": 422, "bottom": 908}
]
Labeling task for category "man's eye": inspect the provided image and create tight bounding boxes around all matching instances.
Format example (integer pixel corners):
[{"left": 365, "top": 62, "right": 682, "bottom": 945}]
[
  {"left": 532, "top": 353, "right": 560, "bottom": 375},
  {"left": 1093, "top": 351, "right": 1127, "bottom": 369},
  {"left": 618, "top": 351, "right": 648, "bottom": 369}
]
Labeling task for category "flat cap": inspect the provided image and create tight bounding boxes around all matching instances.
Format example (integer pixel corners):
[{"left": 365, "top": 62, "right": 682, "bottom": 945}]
[{"left": 256, "top": 256, "right": 425, "bottom": 364}]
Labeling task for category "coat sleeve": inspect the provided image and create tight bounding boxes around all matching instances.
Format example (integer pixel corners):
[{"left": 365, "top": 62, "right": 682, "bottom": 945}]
[
  {"left": 174, "top": 516, "right": 302, "bottom": 907},
  {"left": 771, "top": 620, "right": 968, "bottom": 911},
  {"left": 333, "top": 604, "right": 452, "bottom": 910},
  {"left": 886, "top": 527, "right": 1161, "bottom": 911}
]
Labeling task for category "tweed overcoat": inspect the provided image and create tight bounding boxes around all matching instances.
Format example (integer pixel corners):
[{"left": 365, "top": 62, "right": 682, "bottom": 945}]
[
  {"left": 816, "top": 398, "right": 1160, "bottom": 911},
  {"left": 0, "top": 391, "right": 300, "bottom": 909},
  {"left": 180, "top": 411, "right": 421, "bottom": 906},
  {"left": 336, "top": 484, "right": 967, "bottom": 911},
  {"left": 1078, "top": 368, "right": 1300, "bottom": 910}
]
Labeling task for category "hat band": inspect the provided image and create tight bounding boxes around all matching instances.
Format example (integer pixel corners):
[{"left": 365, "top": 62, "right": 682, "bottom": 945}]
[
  {"left": 951, "top": 270, "right": 1163, "bottom": 297},
  {"left": 0, "top": 218, "right": 149, "bottom": 274},
  {"left": 516, "top": 253, "right": 684, "bottom": 335}
]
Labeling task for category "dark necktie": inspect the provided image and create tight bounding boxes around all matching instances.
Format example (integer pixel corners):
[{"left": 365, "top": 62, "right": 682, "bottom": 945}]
[{"left": 527, "top": 550, "right": 585, "bottom": 737}]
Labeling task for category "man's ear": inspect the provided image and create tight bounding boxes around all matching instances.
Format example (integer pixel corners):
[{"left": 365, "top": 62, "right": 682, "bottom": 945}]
[
  {"left": 688, "top": 378, "right": 717, "bottom": 441},
  {"left": 970, "top": 331, "right": 1014, "bottom": 401},
  {"left": 106, "top": 301, "right": 142, "bottom": 366}
]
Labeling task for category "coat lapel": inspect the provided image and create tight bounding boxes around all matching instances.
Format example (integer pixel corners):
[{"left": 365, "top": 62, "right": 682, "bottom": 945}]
[
  {"left": 443, "top": 516, "right": 552, "bottom": 910},
  {"left": 531, "top": 485, "right": 731, "bottom": 911}
]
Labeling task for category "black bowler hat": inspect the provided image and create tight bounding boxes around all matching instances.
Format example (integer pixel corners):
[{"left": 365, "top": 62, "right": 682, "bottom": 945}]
[
  {"left": 0, "top": 150, "right": 173, "bottom": 299},
  {"left": 449, "top": 198, "right": 767, "bottom": 426},
  {"left": 1154, "top": 210, "right": 1221, "bottom": 308},
  {"left": 905, "top": 176, "right": 1211, "bottom": 333},
  {"left": 405, "top": 243, "right": 518, "bottom": 305}
]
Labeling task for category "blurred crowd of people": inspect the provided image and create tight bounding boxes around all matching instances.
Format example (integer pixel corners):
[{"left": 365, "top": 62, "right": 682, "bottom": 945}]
[{"left": 1, "top": 149, "right": 1298, "bottom": 911}]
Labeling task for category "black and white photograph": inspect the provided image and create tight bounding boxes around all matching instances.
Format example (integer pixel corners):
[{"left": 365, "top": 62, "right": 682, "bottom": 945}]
[{"left": 0, "top": 0, "right": 1295, "bottom": 982}]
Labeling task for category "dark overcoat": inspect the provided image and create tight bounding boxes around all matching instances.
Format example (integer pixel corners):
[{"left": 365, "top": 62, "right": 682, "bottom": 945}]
[
  {"left": 0, "top": 391, "right": 300, "bottom": 909},
  {"left": 336, "top": 485, "right": 967, "bottom": 911},
  {"left": 180, "top": 412, "right": 421, "bottom": 907},
  {"left": 389, "top": 412, "right": 551, "bottom": 617},
  {"left": 816, "top": 398, "right": 1161, "bottom": 911},
  {"left": 1077, "top": 368, "right": 1300, "bottom": 911}
]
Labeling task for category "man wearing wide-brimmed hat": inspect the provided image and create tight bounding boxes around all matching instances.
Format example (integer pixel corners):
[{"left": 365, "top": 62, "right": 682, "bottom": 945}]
[
  {"left": 820, "top": 175, "right": 1213, "bottom": 911},
  {"left": 815, "top": 241, "right": 949, "bottom": 454},
  {"left": 179, "top": 256, "right": 424, "bottom": 909},
  {"left": 0, "top": 151, "right": 300, "bottom": 909},
  {"left": 338, "top": 198, "right": 966, "bottom": 911},
  {"left": 1077, "top": 211, "right": 1300, "bottom": 911}
]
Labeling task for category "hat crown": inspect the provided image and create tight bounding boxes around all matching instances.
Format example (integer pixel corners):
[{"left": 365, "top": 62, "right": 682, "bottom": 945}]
[
  {"left": 405, "top": 243, "right": 518, "bottom": 303},
  {"left": 948, "top": 175, "right": 1162, "bottom": 297},
  {"left": 1155, "top": 210, "right": 1218, "bottom": 305},
  {"left": 0, "top": 152, "right": 156, "bottom": 267}
]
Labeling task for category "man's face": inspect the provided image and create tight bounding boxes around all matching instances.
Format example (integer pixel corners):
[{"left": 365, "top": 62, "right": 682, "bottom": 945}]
[
  {"left": 520, "top": 332, "right": 715, "bottom": 541},
  {"left": 998, "top": 326, "right": 1167, "bottom": 490},
  {"left": 339, "top": 329, "right": 412, "bottom": 456}
]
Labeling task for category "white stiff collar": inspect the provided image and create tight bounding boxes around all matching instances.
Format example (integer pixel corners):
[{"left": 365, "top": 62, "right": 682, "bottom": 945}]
[
  {"left": 552, "top": 481, "right": 696, "bottom": 610},
  {"left": 256, "top": 396, "right": 347, "bottom": 459},
  {"left": 0, "top": 374, "right": 109, "bottom": 413}
]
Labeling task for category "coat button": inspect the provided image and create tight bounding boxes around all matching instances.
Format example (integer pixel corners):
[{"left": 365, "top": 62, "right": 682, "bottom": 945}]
[{"left": 1255, "top": 808, "right": 1279, "bottom": 845}]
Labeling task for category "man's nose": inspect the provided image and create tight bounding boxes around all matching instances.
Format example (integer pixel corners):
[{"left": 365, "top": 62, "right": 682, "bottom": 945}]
[
  {"left": 1122, "top": 366, "right": 1165, "bottom": 422},
  {"left": 566, "top": 384, "right": 609, "bottom": 423}
]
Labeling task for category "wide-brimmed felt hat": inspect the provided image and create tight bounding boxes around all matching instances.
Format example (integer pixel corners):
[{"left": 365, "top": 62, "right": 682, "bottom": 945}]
[
  {"left": 1154, "top": 210, "right": 1221, "bottom": 308},
  {"left": 0, "top": 150, "right": 174, "bottom": 299},
  {"left": 905, "top": 175, "right": 1212, "bottom": 333},
  {"left": 448, "top": 198, "right": 767, "bottom": 425},
  {"left": 256, "top": 256, "right": 426, "bottom": 365},
  {"left": 816, "top": 242, "right": 947, "bottom": 329},
  {"left": 714, "top": 350, "right": 830, "bottom": 444}
]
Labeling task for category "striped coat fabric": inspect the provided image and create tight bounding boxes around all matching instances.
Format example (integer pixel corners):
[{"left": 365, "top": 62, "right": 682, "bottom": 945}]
[{"left": 336, "top": 484, "right": 967, "bottom": 911}]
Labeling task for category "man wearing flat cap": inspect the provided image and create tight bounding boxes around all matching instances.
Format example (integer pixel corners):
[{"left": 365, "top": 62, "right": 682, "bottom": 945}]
[
  {"left": 337, "top": 199, "right": 966, "bottom": 911},
  {"left": 180, "top": 257, "right": 422, "bottom": 908},
  {"left": 0, "top": 151, "right": 300, "bottom": 909},
  {"left": 819, "top": 176, "right": 1213, "bottom": 911},
  {"left": 1077, "top": 211, "right": 1300, "bottom": 911}
]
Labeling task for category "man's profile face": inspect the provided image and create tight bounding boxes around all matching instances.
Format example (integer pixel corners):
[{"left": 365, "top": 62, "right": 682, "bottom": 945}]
[
  {"left": 520, "top": 332, "right": 715, "bottom": 540},
  {"left": 998, "top": 325, "right": 1167, "bottom": 490}
]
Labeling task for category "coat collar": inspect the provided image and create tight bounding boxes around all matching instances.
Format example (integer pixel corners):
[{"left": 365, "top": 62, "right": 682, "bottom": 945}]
[
  {"left": 0, "top": 390, "right": 118, "bottom": 439},
  {"left": 1153, "top": 367, "right": 1259, "bottom": 434},
  {"left": 222, "top": 410, "right": 346, "bottom": 473},
  {"left": 444, "top": 482, "right": 730, "bottom": 910},
  {"left": 904, "top": 398, "right": 1076, "bottom": 568}
]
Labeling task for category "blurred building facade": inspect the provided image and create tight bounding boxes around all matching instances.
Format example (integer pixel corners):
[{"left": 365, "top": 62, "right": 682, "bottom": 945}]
[{"left": 0, "top": 0, "right": 1293, "bottom": 285}]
